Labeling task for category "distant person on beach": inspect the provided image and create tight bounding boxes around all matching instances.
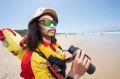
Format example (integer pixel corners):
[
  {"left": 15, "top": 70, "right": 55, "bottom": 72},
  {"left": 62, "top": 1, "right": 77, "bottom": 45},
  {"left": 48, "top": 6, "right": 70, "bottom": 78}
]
[{"left": 20, "top": 8, "right": 91, "bottom": 79}]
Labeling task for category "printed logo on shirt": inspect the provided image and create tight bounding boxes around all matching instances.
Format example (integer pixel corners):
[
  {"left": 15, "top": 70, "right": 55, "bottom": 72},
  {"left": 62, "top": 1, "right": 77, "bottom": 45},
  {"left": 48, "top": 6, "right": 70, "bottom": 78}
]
[{"left": 39, "top": 61, "right": 51, "bottom": 67}]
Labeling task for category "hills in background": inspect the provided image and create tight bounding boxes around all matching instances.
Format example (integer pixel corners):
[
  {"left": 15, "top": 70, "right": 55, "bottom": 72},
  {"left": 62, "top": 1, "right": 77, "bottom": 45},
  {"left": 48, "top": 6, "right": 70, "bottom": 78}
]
[
  {"left": 15, "top": 29, "right": 28, "bottom": 36},
  {"left": 14, "top": 29, "right": 77, "bottom": 37},
  {"left": 103, "top": 26, "right": 120, "bottom": 32}
]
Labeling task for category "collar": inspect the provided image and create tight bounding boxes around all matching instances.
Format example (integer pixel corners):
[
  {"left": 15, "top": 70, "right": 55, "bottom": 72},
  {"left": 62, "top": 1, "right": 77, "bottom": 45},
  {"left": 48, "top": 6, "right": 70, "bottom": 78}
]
[
  {"left": 43, "top": 41, "right": 51, "bottom": 47},
  {"left": 43, "top": 41, "right": 56, "bottom": 52}
]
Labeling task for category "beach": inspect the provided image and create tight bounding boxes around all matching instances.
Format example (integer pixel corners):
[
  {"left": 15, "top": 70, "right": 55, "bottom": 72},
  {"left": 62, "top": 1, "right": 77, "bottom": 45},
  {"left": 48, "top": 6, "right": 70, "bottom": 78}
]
[{"left": 0, "top": 32, "right": 120, "bottom": 79}]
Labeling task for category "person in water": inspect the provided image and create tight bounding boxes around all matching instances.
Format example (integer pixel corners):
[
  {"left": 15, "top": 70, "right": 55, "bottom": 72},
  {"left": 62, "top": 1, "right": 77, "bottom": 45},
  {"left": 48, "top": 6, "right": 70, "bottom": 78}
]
[{"left": 20, "top": 8, "right": 91, "bottom": 79}]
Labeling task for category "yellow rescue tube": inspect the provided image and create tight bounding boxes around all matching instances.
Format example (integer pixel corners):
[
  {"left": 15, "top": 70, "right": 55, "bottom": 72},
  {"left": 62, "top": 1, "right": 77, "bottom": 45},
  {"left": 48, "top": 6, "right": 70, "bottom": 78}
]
[{"left": 1, "top": 28, "right": 26, "bottom": 60}]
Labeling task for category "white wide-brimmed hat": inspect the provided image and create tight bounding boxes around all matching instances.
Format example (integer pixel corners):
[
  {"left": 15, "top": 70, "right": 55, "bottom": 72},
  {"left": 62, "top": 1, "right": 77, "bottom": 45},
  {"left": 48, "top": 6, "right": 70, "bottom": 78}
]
[{"left": 28, "top": 8, "right": 58, "bottom": 27}]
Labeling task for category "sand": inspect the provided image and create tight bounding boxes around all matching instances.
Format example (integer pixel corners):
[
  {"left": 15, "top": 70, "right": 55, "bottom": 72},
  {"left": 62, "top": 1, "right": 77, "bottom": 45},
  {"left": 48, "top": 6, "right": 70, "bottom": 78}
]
[{"left": 0, "top": 33, "right": 120, "bottom": 79}]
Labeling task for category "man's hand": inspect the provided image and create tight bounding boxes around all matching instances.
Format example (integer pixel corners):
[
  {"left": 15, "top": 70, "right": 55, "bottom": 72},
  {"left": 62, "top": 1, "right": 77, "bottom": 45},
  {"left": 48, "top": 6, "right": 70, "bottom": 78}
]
[{"left": 69, "top": 49, "right": 91, "bottom": 79}]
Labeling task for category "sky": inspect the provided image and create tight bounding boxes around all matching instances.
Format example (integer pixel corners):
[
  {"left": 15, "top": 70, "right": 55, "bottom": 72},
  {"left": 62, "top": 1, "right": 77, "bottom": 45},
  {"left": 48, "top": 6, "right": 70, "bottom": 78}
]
[{"left": 0, "top": 0, "right": 120, "bottom": 33}]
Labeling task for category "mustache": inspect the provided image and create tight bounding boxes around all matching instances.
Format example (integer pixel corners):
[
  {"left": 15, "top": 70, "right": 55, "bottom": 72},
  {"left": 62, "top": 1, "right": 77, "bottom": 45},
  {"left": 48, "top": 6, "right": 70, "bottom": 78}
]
[
  {"left": 48, "top": 27, "right": 56, "bottom": 32},
  {"left": 46, "top": 27, "right": 56, "bottom": 35}
]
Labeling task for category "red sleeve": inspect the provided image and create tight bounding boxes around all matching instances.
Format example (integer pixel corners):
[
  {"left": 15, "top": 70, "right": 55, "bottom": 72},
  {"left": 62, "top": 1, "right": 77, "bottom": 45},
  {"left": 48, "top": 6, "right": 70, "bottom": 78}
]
[{"left": 20, "top": 50, "right": 35, "bottom": 79}]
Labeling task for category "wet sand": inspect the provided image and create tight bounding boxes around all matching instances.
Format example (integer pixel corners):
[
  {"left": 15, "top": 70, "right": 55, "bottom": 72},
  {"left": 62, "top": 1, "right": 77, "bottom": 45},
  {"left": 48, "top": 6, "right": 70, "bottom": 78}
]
[{"left": 0, "top": 32, "right": 120, "bottom": 79}]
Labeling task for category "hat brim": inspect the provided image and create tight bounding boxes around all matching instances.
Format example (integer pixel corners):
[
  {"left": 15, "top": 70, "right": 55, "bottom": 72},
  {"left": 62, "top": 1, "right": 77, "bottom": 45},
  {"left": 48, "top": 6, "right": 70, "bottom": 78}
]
[{"left": 28, "top": 8, "right": 58, "bottom": 27}]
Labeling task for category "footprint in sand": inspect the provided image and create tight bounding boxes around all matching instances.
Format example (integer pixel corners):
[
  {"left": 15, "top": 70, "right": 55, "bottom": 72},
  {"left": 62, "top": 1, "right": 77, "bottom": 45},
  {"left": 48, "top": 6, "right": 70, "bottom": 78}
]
[{"left": 2, "top": 74, "right": 8, "bottom": 79}]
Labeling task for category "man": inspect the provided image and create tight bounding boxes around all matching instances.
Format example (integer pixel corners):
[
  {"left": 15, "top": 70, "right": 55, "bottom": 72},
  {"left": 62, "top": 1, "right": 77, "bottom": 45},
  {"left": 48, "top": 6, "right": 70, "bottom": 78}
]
[{"left": 20, "top": 8, "right": 91, "bottom": 79}]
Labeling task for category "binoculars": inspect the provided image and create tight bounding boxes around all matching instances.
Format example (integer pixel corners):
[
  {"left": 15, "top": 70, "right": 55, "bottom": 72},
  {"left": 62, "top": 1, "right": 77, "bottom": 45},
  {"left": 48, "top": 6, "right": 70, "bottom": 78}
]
[{"left": 68, "top": 45, "right": 96, "bottom": 75}]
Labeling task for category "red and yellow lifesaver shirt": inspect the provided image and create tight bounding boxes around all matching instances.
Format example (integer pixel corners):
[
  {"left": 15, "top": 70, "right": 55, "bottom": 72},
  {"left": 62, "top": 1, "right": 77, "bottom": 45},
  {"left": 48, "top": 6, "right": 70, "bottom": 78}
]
[{"left": 20, "top": 41, "right": 65, "bottom": 79}]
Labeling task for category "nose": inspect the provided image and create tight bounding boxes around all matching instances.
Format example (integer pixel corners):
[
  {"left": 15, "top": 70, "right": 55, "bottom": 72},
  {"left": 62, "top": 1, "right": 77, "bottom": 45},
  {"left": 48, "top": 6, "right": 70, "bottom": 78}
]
[{"left": 49, "top": 24, "right": 55, "bottom": 28}]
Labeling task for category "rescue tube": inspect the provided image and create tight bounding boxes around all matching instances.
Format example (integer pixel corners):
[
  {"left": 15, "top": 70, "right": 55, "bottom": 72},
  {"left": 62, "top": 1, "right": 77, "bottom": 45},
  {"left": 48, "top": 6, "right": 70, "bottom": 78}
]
[{"left": 0, "top": 28, "right": 26, "bottom": 60}]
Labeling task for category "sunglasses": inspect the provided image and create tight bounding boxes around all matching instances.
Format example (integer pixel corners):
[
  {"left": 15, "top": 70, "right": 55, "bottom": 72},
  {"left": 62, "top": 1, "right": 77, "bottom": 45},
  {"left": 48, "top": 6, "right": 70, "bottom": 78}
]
[{"left": 39, "top": 19, "right": 57, "bottom": 27}]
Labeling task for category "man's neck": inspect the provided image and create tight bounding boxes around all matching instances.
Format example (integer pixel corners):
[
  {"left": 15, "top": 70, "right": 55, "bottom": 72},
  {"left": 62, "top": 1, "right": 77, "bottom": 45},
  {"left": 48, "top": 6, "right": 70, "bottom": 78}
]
[{"left": 43, "top": 36, "right": 51, "bottom": 44}]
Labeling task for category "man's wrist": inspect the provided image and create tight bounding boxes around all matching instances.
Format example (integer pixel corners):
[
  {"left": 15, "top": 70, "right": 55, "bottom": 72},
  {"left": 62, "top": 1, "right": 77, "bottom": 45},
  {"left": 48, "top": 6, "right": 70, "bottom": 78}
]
[
  {"left": 65, "top": 75, "right": 74, "bottom": 79},
  {"left": 66, "top": 72, "right": 79, "bottom": 79}
]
